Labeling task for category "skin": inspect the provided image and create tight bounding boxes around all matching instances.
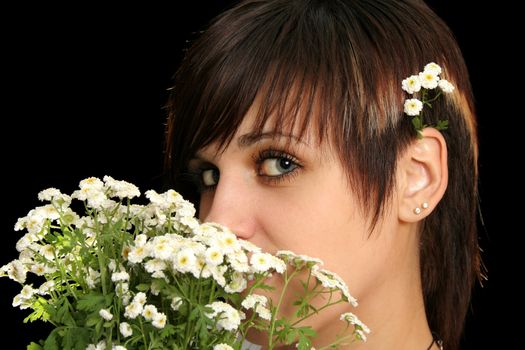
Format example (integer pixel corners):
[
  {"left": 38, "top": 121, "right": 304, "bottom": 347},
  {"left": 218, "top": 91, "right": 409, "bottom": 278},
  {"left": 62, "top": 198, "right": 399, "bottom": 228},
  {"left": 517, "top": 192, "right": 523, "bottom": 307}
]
[{"left": 188, "top": 103, "right": 447, "bottom": 349}]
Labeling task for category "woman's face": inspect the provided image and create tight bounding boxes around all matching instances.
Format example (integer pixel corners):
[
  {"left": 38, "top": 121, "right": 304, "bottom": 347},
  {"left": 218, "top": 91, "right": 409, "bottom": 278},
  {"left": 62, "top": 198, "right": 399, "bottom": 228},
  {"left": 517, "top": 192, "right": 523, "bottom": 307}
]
[{"left": 188, "top": 106, "right": 413, "bottom": 344}]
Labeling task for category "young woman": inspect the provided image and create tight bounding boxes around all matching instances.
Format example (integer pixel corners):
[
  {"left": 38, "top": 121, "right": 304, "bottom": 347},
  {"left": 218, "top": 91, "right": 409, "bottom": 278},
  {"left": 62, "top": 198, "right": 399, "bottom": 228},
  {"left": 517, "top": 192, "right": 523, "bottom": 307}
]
[{"left": 164, "top": 1, "right": 481, "bottom": 349}]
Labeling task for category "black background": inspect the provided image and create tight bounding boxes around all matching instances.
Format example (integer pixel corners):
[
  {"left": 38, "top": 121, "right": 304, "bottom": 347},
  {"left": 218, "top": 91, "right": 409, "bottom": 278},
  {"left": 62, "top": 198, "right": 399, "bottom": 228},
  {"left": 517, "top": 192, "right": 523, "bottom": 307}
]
[{"left": 0, "top": 1, "right": 518, "bottom": 348}]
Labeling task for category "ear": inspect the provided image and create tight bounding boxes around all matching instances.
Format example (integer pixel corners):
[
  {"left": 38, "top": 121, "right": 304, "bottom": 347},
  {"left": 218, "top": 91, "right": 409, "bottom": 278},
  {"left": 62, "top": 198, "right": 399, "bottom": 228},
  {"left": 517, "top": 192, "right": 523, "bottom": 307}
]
[{"left": 397, "top": 128, "right": 448, "bottom": 223}]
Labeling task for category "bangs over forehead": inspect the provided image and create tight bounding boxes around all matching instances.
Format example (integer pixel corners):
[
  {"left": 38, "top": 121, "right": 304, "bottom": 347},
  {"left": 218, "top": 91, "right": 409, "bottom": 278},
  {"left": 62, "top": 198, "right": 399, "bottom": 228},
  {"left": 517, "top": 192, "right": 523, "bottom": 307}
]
[
  {"left": 167, "top": 0, "right": 398, "bottom": 164},
  {"left": 175, "top": 1, "right": 354, "bottom": 156},
  {"left": 166, "top": 0, "right": 473, "bottom": 221}
]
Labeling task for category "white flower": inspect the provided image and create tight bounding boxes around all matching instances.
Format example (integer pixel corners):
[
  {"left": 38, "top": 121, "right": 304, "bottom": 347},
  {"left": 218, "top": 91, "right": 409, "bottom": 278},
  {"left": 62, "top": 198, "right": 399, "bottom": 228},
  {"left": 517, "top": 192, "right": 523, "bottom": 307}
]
[
  {"left": 108, "top": 259, "right": 117, "bottom": 272},
  {"left": 241, "top": 294, "right": 268, "bottom": 310},
  {"left": 38, "top": 280, "right": 55, "bottom": 295},
  {"left": 103, "top": 175, "right": 140, "bottom": 199},
  {"left": 86, "top": 267, "right": 101, "bottom": 289},
  {"left": 127, "top": 245, "right": 149, "bottom": 264},
  {"left": 227, "top": 251, "right": 250, "bottom": 273},
  {"left": 79, "top": 177, "right": 104, "bottom": 190},
  {"left": 423, "top": 62, "right": 442, "bottom": 75},
  {"left": 214, "top": 344, "right": 234, "bottom": 350},
  {"left": 133, "top": 292, "right": 147, "bottom": 305},
  {"left": 171, "top": 296, "right": 183, "bottom": 311},
  {"left": 312, "top": 266, "right": 358, "bottom": 307},
  {"left": 4, "top": 260, "right": 27, "bottom": 283},
  {"left": 403, "top": 98, "right": 423, "bottom": 116},
  {"left": 150, "top": 280, "right": 162, "bottom": 296},
  {"left": 340, "top": 312, "right": 370, "bottom": 341},
  {"left": 142, "top": 304, "right": 158, "bottom": 321},
  {"left": 438, "top": 79, "right": 455, "bottom": 93},
  {"left": 124, "top": 301, "right": 143, "bottom": 319},
  {"left": 36, "top": 204, "right": 60, "bottom": 221},
  {"left": 255, "top": 305, "right": 272, "bottom": 320},
  {"left": 216, "top": 231, "right": 241, "bottom": 254},
  {"left": 12, "top": 293, "right": 31, "bottom": 309},
  {"left": 99, "top": 308, "right": 113, "bottom": 321},
  {"left": 152, "top": 312, "right": 167, "bottom": 329},
  {"left": 401, "top": 75, "right": 421, "bottom": 94},
  {"left": 205, "top": 301, "right": 244, "bottom": 331},
  {"left": 20, "top": 284, "right": 36, "bottom": 299},
  {"left": 238, "top": 239, "right": 262, "bottom": 253},
  {"left": 30, "top": 263, "right": 47, "bottom": 276},
  {"left": 119, "top": 322, "right": 133, "bottom": 337},
  {"left": 152, "top": 240, "right": 173, "bottom": 260},
  {"left": 224, "top": 272, "right": 247, "bottom": 293},
  {"left": 113, "top": 346, "right": 127, "bottom": 350},
  {"left": 15, "top": 234, "right": 33, "bottom": 252},
  {"left": 144, "top": 258, "right": 167, "bottom": 273},
  {"left": 39, "top": 244, "right": 56, "bottom": 260},
  {"left": 250, "top": 252, "right": 273, "bottom": 273},
  {"left": 86, "top": 341, "right": 107, "bottom": 350},
  {"left": 135, "top": 234, "right": 148, "bottom": 247},
  {"left": 355, "top": 329, "right": 368, "bottom": 342},
  {"left": 38, "top": 188, "right": 61, "bottom": 201},
  {"left": 241, "top": 294, "right": 271, "bottom": 320},
  {"left": 174, "top": 248, "right": 197, "bottom": 273},
  {"left": 111, "top": 271, "right": 130, "bottom": 282},
  {"left": 418, "top": 71, "right": 439, "bottom": 89},
  {"left": 205, "top": 247, "right": 224, "bottom": 266}
]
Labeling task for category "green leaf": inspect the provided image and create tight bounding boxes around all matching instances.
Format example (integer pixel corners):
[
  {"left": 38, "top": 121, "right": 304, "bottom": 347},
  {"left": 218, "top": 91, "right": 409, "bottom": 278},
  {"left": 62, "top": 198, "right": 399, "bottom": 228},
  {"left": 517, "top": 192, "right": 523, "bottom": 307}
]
[
  {"left": 299, "top": 326, "right": 317, "bottom": 337},
  {"left": 85, "top": 311, "right": 101, "bottom": 327},
  {"left": 27, "top": 342, "right": 44, "bottom": 350},
  {"left": 296, "top": 335, "right": 312, "bottom": 350},
  {"left": 135, "top": 283, "right": 150, "bottom": 292},
  {"left": 435, "top": 119, "right": 449, "bottom": 131},
  {"left": 43, "top": 329, "right": 60, "bottom": 350},
  {"left": 285, "top": 328, "right": 299, "bottom": 345},
  {"left": 159, "top": 324, "right": 177, "bottom": 339},
  {"left": 77, "top": 294, "right": 106, "bottom": 312},
  {"left": 189, "top": 306, "right": 200, "bottom": 321},
  {"left": 411, "top": 116, "right": 423, "bottom": 131}
]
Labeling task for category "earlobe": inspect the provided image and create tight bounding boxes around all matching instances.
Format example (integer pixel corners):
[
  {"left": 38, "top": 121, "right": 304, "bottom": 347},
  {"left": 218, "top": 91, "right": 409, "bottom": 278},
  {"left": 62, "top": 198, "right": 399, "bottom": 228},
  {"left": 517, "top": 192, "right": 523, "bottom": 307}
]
[{"left": 398, "top": 128, "right": 448, "bottom": 223}]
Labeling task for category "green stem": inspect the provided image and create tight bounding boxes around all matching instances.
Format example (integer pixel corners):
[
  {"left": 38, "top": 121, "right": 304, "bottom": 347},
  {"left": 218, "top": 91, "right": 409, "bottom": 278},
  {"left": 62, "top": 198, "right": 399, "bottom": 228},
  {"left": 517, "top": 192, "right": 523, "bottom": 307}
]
[
  {"left": 290, "top": 297, "right": 343, "bottom": 327},
  {"left": 267, "top": 268, "right": 301, "bottom": 349},
  {"left": 93, "top": 212, "right": 108, "bottom": 296},
  {"left": 139, "top": 317, "right": 149, "bottom": 348},
  {"left": 317, "top": 332, "right": 357, "bottom": 350}
]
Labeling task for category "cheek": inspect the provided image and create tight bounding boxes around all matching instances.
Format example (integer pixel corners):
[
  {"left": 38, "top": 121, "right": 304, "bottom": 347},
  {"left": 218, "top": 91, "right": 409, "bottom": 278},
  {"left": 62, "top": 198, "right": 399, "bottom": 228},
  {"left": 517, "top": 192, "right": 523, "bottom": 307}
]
[
  {"left": 258, "top": 184, "right": 394, "bottom": 300},
  {"left": 259, "top": 180, "right": 365, "bottom": 260}
]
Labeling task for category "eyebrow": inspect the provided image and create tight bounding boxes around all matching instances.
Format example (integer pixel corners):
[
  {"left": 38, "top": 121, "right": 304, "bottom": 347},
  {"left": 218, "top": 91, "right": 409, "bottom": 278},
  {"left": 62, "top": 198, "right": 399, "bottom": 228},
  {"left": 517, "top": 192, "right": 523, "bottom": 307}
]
[
  {"left": 237, "top": 131, "right": 309, "bottom": 148},
  {"left": 191, "top": 131, "right": 309, "bottom": 162}
]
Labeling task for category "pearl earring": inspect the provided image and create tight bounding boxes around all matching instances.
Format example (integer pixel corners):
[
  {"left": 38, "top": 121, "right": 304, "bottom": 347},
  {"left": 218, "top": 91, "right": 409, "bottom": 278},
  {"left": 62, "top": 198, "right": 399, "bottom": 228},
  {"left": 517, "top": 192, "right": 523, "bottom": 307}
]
[
  {"left": 414, "top": 207, "right": 422, "bottom": 215},
  {"left": 422, "top": 202, "right": 429, "bottom": 209}
]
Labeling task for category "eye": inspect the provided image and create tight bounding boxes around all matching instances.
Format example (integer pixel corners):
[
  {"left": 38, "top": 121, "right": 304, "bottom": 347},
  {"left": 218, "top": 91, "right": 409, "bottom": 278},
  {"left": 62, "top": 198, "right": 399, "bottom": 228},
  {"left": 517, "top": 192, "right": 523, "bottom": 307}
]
[
  {"left": 255, "top": 148, "right": 302, "bottom": 181},
  {"left": 201, "top": 168, "right": 220, "bottom": 187},
  {"left": 260, "top": 157, "right": 298, "bottom": 176}
]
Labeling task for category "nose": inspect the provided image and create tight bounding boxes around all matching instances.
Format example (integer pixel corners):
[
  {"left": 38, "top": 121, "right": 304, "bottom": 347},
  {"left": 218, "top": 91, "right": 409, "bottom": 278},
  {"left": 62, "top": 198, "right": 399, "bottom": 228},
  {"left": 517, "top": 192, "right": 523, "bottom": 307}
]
[{"left": 200, "top": 173, "right": 257, "bottom": 240}]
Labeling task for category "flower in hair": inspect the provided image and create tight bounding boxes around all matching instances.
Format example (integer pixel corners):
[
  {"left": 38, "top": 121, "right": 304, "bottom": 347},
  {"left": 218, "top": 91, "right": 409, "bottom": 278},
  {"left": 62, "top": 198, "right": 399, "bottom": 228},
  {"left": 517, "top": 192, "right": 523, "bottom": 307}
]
[{"left": 402, "top": 62, "right": 454, "bottom": 137}]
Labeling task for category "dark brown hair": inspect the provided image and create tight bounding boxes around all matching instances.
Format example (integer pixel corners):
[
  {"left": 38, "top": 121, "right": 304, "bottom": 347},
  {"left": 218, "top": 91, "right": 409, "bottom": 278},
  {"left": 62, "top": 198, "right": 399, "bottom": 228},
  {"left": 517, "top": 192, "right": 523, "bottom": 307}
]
[{"left": 164, "top": 1, "right": 480, "bottom": 348}]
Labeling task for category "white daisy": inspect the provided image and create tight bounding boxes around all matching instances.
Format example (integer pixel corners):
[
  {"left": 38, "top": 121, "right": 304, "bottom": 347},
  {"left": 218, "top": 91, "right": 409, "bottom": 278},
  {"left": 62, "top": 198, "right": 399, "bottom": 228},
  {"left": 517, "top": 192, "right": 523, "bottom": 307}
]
[
  {"left": 99, "top": 308, "right": 113, "bottom": 321},
  {"left": 438, "top": 79, "right": 455, "bottom": 93},
  {"left": 119, "top": 322, "right": 133, "bottom": 337},
  {"left": 423, "top": 62, "right": 442, "bottom": 75},
  {"left": 404, "top": 98, "right": 423, "bottom": 116},
  {"left": 401, "top": 75, "right": 421, "bottom": 94},
  {"left": 418, "top": 71, "right": 439, "bottom": 89}
]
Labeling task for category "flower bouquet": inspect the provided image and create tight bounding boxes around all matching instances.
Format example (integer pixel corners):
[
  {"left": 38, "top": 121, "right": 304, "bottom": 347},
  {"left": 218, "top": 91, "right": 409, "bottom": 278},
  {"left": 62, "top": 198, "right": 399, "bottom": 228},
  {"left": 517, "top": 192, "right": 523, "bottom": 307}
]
[{"left": 1, "top": 176, "right": 369, "bottom": 350}]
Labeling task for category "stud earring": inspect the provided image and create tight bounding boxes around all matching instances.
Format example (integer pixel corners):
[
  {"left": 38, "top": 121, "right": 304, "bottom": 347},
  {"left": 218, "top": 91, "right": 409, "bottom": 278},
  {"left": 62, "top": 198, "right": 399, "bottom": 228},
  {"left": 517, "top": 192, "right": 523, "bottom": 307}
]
[
  {"left": 414, "top": 207, "right": 422, "bottom": 215},
  {"left": 422, "top": 202, "right": 429, "bottom": 209}
]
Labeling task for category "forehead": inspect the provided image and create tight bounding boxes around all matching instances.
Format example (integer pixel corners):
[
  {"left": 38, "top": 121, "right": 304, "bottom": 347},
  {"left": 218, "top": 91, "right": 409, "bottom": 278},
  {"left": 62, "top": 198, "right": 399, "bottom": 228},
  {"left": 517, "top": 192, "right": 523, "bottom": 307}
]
[{"left": 195, "top": 93, "right": 334, "bottom": 162}]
